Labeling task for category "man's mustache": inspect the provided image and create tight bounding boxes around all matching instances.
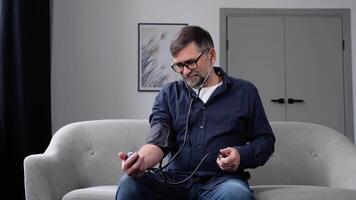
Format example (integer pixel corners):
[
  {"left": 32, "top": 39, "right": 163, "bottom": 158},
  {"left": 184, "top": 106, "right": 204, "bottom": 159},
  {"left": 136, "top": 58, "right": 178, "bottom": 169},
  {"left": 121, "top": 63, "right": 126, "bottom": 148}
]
[{"left": 184, "top": 72, "right": 199, "bottom": 79}]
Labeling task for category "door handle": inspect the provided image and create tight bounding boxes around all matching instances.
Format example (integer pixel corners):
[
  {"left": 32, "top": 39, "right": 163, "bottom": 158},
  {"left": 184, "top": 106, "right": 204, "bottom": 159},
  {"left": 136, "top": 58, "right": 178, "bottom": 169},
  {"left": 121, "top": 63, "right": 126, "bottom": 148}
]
[
  {"left": 288, "top": 98, "right": 304, "bottom": 104},
  {"left": 271, "top": 98, "right": 285, "bottom": 104}
]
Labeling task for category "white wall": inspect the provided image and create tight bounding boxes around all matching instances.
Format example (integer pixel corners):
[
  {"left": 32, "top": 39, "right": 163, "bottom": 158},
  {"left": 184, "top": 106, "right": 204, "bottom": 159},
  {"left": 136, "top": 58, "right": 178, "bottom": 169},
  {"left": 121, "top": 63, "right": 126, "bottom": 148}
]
[{"left": 52, "top": 0, "right": 356, "bottom": 141}]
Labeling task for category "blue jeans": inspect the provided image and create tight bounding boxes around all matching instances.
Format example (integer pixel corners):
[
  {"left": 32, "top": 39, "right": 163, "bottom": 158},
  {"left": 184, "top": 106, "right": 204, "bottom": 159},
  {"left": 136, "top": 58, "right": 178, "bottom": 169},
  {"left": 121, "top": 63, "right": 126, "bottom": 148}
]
[{"left": 116, "top": 173, "right": 253, "bottom": 200}]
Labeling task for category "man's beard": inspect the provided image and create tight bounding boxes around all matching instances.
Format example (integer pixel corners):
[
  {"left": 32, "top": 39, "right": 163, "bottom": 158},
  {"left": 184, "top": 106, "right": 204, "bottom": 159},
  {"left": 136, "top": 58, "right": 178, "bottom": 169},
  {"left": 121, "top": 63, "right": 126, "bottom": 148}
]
[{"left": 183, "top": 73, "right": 205, "bottom": 89}]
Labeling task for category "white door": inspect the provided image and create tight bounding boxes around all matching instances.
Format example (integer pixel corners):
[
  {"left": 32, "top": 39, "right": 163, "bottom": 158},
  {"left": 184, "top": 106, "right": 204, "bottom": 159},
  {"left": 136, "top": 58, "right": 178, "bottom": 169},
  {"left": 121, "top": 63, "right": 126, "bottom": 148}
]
[
  {"left": 227, "top": 15, "right": 345, "bottom": 134},
  {"left": 227, "top": 16, "right": 286, "bottom": 121},
  {"left": 285, "top": 16, "right": 344, "bottom": 133}
]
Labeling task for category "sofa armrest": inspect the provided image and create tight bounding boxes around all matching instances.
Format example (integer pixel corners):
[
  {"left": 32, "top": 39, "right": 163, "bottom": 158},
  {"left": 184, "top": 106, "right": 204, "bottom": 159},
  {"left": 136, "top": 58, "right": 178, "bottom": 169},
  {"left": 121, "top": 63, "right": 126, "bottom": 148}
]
[
  {"left": 24, "top": 119, "right": 149, "bottom": 200},
  {"left": 24, "top": 152, "right": 79, "bottom": 200},
  {"left": 328, "top": 144, "right": 356, "bottom": 189}
]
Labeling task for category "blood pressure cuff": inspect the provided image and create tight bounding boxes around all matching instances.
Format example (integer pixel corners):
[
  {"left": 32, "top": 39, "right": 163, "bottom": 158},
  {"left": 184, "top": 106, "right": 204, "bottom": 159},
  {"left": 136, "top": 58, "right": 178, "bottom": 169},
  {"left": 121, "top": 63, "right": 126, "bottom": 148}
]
[{"left": 145, "top": 123, "right": 172, "bottom": 155}]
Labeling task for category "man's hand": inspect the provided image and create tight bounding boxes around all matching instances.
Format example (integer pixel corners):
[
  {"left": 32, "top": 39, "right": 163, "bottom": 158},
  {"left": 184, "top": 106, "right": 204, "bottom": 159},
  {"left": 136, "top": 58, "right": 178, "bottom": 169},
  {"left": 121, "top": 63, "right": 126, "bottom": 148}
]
[
  {"left": 118, "top": 144, "right": 164, "bottom": 177},
  {"left": 118, "top": 152, "right": 146, "bottom": 177},
  {"left": 216, "top": 147, "right": 240, "bottom": 171}
]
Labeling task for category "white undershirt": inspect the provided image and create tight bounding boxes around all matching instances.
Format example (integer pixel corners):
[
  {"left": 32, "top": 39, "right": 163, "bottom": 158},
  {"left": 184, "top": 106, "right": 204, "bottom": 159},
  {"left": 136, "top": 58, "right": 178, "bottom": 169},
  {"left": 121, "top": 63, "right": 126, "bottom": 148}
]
[{"left": 193, "top": 81, "right": 223, "bottom": 104}]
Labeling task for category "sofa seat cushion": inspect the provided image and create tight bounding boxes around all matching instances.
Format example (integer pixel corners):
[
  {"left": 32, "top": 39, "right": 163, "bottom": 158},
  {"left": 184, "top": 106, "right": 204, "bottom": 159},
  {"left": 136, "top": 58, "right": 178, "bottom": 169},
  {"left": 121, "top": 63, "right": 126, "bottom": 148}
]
[
  {"left": 62, "top": 185, "right": 356, "bottom": 200},
  {"left": 252, "top": 185, "right": 356, "bottom": 200},
  {"left": 62, "top": 186, "right": 117, "bottom": 200}
]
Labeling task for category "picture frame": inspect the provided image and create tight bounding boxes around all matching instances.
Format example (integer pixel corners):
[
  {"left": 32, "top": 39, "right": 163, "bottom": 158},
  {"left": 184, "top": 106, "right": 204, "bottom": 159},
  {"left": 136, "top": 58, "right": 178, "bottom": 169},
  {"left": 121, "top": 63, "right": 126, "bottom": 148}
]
[{"left": 138, "top": 23, "right": 188, "bottom": 91}]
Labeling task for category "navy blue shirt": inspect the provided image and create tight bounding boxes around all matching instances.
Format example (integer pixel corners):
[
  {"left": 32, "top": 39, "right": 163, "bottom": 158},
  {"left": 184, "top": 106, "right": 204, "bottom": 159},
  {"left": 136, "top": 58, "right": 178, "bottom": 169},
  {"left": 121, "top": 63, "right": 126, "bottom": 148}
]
[{"left": 148, "top": 67, "right": 275, "bottom": 183}]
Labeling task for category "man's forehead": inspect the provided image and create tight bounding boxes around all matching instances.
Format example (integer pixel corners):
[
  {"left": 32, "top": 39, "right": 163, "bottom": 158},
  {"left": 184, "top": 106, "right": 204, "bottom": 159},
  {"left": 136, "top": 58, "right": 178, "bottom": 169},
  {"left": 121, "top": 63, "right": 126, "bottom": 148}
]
[{"left": 173, "top": 43, "right": 200, "bottom": 63}]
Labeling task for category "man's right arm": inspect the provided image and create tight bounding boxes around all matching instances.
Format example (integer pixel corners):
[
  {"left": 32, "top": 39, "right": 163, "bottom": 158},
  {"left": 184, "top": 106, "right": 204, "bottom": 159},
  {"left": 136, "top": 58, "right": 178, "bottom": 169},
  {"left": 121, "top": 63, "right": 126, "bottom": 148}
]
[
  {"left": 120, "top": 86, "right": 173, "bottom": 177},
  {"left": 138, "top": 143, "right": 164, "bottom": 168},
  {"left": 119, "top": 144, "right": 164, "bottom": 177}
]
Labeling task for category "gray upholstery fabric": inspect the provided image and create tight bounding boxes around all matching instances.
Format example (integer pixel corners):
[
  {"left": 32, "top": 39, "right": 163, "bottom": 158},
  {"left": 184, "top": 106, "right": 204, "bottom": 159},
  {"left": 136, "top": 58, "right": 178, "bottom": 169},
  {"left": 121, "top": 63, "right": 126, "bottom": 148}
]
[
  {"left": 62, "top": 186, "right": 117, "bottom": 200},
  {"left": 249, "top": 122, "right": 356, "bottom": 189},
  {"left": 252, "top": 185, "right": 356, "bottom": 200},
  {"left": 24, "top": 119, "right": 148, "bottom": 200},
  {"left": 61, "top": 185, "right": 356, "bottom": 200},
  {"left": 24, "top": 120, "right": 356, "bottom": 200}
]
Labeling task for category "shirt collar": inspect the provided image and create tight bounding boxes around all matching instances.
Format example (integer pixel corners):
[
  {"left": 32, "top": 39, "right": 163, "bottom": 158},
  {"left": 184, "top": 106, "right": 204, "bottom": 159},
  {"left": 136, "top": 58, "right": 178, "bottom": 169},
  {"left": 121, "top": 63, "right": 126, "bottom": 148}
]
[
  {"left": 179, "top": 67, "right": 231, "bottom": 97},
  {"left": 213, "top": 67, "right": 231, "bottom": 88}
]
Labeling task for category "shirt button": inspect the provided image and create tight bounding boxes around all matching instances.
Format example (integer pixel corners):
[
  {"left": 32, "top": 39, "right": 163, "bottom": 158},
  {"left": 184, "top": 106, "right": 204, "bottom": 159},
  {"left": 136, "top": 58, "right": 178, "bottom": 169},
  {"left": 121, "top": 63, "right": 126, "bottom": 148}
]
[{"left": 200, "top": 125, "right": 204, "bottom": 129}]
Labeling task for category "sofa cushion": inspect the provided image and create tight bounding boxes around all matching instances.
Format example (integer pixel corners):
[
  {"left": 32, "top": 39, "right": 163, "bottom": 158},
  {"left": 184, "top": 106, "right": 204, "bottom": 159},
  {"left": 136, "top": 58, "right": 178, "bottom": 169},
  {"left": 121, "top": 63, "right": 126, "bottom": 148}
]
[
  {"left": 252, "top": 185, "right": 356, "bottom": 200},
  {"left": 62, "top": 186, "right": 116, "bottom": 200},
  {"left": 62, "top": 185, "right": 356, "bottom": 200}
]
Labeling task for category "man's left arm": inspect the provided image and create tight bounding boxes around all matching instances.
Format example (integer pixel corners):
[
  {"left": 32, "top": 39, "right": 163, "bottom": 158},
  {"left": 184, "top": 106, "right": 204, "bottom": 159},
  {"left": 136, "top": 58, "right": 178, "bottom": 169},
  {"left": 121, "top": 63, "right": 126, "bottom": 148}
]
[{"left": 235, "top": 85, "right": 275, "bottom": 169}]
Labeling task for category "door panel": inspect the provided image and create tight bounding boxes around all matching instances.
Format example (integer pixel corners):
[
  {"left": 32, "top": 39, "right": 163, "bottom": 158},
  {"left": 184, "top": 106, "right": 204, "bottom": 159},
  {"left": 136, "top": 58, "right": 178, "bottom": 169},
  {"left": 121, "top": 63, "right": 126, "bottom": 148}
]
[
  {"left": 285, "top": 16, "right": 345, "bottom": 133},
  {"left": 227, "top": 15, "right": 345, "bottom": 134},
  {"left": 227, "top": 16, "right": 286, "bottom": 121}
]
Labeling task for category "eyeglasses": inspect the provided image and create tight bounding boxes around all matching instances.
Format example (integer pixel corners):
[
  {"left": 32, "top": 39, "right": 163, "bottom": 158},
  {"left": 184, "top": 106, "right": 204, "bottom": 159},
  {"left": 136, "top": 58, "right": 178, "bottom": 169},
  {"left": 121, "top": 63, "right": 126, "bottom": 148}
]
[{"left": 171, "top": 49, "right": 209, "bottom": 73}]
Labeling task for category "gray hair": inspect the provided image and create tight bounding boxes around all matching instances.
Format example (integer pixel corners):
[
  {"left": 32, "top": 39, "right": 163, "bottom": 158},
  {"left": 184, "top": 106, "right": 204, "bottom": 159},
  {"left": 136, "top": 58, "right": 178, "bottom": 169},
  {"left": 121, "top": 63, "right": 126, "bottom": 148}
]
[{"left": 170, "top": 26, "right": 214, "bottom": 57}]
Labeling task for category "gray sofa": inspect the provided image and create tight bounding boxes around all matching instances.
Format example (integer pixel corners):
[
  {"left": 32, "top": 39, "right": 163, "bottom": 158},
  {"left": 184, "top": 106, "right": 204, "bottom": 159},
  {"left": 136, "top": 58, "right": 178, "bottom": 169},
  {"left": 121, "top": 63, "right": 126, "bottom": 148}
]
[{"left": 24, "top": 120, "right": 356, "bottom": 200}]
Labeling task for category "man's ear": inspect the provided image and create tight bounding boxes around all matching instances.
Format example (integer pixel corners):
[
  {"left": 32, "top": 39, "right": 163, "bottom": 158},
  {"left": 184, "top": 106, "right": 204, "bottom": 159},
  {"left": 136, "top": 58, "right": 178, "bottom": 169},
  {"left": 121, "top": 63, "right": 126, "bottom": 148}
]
[{"left": 209, "top": 48, "right": 216, "bottom": 65}]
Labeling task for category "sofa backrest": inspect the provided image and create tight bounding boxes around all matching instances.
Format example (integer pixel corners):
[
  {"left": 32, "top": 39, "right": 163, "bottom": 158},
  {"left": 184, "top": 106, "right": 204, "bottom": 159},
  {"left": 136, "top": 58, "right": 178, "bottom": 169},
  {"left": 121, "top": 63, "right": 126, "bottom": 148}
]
[
  {"left": 249, "top": 121, "right": 356, "bottom": 188},
  {"left": 48, "top": 120, "right": 356, "bottom": 188},
  {"left": 47, "top": 119, "right": 148, "bottom": 187}
]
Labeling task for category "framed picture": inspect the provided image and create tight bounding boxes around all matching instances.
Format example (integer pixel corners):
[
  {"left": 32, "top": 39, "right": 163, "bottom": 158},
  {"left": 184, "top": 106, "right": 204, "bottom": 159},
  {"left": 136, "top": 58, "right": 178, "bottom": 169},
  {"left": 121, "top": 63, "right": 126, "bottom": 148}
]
[{"left": 138, "top": 23, "right": 187, "bottom": 91}]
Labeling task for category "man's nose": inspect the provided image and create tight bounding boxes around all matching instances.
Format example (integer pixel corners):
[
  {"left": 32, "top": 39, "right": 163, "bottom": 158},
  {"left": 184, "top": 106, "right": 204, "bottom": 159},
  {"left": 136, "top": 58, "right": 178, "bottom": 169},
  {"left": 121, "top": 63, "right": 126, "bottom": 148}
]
[{"left": 182, "top": 66, "right": 191, "bottom": 76}]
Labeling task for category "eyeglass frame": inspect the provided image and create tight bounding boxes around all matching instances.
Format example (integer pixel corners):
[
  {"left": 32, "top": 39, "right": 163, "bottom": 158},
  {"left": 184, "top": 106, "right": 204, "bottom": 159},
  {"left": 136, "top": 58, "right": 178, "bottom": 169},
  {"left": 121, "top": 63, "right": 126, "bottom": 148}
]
[{"left": 170, "top": 49, "right": 210, "bottom": 73}]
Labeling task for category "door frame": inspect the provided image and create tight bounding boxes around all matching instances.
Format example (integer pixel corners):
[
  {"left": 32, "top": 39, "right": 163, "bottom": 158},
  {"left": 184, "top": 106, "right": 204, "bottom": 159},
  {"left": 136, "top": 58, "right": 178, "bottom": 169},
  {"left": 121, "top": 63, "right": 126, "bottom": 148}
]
[{"left": 220, "top": 8, "right": 354, "bottom": 142}]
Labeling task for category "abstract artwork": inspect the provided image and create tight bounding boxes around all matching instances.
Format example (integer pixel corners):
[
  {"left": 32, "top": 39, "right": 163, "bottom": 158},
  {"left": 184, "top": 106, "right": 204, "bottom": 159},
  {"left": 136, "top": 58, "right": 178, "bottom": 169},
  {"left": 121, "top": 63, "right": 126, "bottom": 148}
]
[{"left": 138, "top": 23, "right": 187, "bottom": 91}]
